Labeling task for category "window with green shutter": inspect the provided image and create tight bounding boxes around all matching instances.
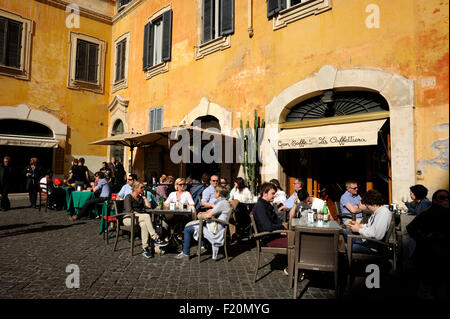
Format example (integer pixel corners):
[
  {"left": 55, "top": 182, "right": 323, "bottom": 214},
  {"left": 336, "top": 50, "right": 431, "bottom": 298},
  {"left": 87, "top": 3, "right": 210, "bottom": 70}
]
[
  {"left": 0, "top": 16, "right": 23, "bottom": 69},
  {"left": 149, "top": 107, "right": 163, "bottom": 132},
  {"left": 115, "top": 38, "right": 126, "bottom": 83},
  {"left": 75, "top": 39, "right": 99, "bottom": 84},
  {"left": 202, "top": 0, "right": 234, "bottom": 44},
  {"left": 143, "top": 9, "right": 172, "bottom": 71}
]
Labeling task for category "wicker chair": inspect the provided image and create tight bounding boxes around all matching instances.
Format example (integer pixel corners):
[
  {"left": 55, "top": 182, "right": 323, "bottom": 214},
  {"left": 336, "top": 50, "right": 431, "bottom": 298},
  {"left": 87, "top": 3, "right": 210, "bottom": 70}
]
[{"left": 292, "top": 226, "right": 341, "bottom": 299}]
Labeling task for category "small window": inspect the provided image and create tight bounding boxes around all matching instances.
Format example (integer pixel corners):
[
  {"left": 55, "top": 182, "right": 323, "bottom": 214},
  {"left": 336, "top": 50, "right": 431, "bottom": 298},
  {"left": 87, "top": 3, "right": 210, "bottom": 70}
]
[
  {"left": 0, "top": 9, "right": 33, "bottom": 80},
  {"left": 115, "top": 38, "right": 126, "bottom": 83},
  {"left": 75, "top": 39, "right": 99, "bottom": 83},
  {"left": 149, "top": 107, "right": 163, "bottom": 132},
  {"left": 113, "top": 32, "right": 130, "bottom": 91},
  {"left": 68, "top": 32, "right": 106, "bottom": 93},
  {"left": 117, "top": 0, "right": 132, "bottom": 10},
  {"left": 201, "top": 0, "right": 234, "bottom": 44}
]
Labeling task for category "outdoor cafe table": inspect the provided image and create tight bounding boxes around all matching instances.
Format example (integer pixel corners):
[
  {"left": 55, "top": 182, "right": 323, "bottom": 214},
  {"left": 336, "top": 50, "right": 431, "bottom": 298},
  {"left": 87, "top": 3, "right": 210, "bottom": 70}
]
[
  {"left": 55, "top": 186, "right": 73, "bottom": 210},
  {"left": 67, "top": 191, "right": 95, "bottom": 216}
]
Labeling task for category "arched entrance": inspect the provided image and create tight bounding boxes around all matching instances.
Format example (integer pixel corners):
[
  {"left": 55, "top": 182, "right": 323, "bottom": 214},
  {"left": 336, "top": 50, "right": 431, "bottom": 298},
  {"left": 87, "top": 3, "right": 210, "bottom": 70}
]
[
  {"left": 279, "top": 91, "right": 391, "bottom": 202},
  {"left": 110, "top": 119, "right": 125, "bottom": 164},
  {"left": 263, "top": 65, "right": 415, "bottom": 204}
]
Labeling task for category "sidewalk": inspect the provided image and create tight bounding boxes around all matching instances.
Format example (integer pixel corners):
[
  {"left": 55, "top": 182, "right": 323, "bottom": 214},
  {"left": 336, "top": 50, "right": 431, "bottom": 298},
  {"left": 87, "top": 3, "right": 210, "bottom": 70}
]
[{"left": 0, "top": 197, "right": 409, "bottom": 299}]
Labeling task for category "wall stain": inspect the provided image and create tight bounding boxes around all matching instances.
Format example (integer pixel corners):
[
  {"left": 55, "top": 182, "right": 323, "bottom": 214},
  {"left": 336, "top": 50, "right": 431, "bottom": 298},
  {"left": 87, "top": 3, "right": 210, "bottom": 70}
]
[{"left": 418, "top": 137, "right": 449, "bottom": 173}]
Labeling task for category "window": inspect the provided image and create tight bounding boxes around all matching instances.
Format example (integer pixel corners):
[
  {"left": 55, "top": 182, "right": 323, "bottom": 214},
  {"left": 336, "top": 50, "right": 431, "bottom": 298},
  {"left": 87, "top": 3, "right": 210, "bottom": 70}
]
[
  {"left": 143, "top": 5, "right": 172, "bottom": 79},
  {"left": 68, "top": 32, "right": 106, "bottom": 93},
  {"left": 149, "top": 107, "right": 163, "bottom": 132},
  {"left": 117, "top": 0, "right": 133, "bottom": 10},
  {"left": 267, "top": 0, "right": 331, "bottom": 30},
  {"left": 196, "top": 0, "right": 234, "bottom": 59},
  {"left": 0, "top": 9, "right": 33, "bottom": 80},
  {"left": 113, "top": 32, "right": 130, "bottom": 92}
]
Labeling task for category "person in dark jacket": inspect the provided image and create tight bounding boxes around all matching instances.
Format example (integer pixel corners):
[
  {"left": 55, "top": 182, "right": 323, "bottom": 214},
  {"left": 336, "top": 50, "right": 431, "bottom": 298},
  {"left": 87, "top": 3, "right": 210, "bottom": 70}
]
[
  {"left": 402, "top": 184, "right": 432, "bottom": 215},
  {"left": 253, "top": 182, "right": 289, "bottom": 247},
  {"left": 191, "top": 173, "right": 210, "bottom": 211},
  {"left": 0, "top": 156, "right": 13, "bottom": 211},
  {"left": 24, "top": 157, "right": 44, "bottom": 209}
]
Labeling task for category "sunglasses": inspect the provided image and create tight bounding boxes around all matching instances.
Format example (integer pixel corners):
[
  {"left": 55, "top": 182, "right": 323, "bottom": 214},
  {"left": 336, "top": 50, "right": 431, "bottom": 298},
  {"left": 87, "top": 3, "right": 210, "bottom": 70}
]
[
  {"left": 178, "top": 183, "right": 186, "bottom": 186},
  {"left": 437, "top": 195, "right": 449, "bottom": 200},
  {"left": 350, "top": 187, "right": 358, "bottom": 190},
  {"left": 127, "top": 179, "right": 133, "bottom": 181},
  {"left": 211, "top": 180, "right": 219, "bottom": 182}
]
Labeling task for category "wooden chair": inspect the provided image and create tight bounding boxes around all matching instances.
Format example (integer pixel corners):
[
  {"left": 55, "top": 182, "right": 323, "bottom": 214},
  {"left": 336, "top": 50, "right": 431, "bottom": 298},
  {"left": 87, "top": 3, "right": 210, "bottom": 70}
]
[
  {"left": 197, "top": 209, "right": 234, "bottom": 263},
  {"left": 38, "top": 180, "right": 49, "bottom": 212},
  {"left": 250, "top": 213, "right": 294, "bottom": 284},
  {"left": 333, "top": 201, "right": 343, "bottom": 225},
  {"left": 292, "top": 226, "right": 341, "bottom": 299},
  {"left": 113, "top": 210, "right": 140, "bottom": 256},
  {"left": 346, "top": 217, "right": 396, "bottom": 287}
]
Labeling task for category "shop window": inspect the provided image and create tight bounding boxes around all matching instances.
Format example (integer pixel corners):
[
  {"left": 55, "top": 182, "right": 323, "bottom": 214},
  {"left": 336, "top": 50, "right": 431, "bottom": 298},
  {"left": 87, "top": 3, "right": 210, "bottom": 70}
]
[
  {"left": 267, "top": 0, "right": 331, "bottom": 30},
  {"left": 149, "top": 107, "right": 163, "bottom": 132},
  {"left": 196, "top": 0, "right": 234, "bottom": 59},
  {"left": 0, "top": 9, "right": 33, "bottom": 80},
  {"left": 68, "top": 32, "right": 106, "bottom": 94},
  {"left": 113, "top": 32, "right": 130, "bottom": 92},
  {"left": 143, "top": 5, "right": 172, "bottom": 79}
]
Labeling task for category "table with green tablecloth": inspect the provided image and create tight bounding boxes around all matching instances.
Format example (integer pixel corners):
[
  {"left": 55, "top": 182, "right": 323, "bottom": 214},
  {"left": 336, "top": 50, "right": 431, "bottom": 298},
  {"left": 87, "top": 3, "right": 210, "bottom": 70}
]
[
  {"left": 54, "top": 186, "right": 73, "bottom": 210},
  {"left": 99, "top": 200, "right": 120, "bottom": 234},
  {"left": 67, "top": 191, "right": 96, "bottom": 216}
]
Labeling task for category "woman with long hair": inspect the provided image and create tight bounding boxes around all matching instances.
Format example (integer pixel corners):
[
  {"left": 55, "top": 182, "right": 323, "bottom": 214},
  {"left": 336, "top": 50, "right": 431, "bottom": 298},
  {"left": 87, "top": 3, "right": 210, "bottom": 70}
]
[{"left": 229, "top": 177, "right": 252, "bottom": 202}]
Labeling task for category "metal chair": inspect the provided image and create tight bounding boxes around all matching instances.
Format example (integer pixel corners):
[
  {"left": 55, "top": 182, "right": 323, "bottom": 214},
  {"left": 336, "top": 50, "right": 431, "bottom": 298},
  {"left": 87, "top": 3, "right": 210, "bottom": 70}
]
[
  {"left": 103, "top": 199, "right": 122, "bottom": 244},
  {"left": 346, "top": 217, "right": 397, "bottom": 287},
  {"left": 250, "top": 213, "right": 294, "bottom": 284},
  {"left": 113, "top": 209, "right": 140, "bottom": 256},
  {"left": 292, "top": 226, "right": 341, "bottom": 299},
  {"left": 197, "top": 208, "right": 234, "bottom": 263},
  {"left": 38, "top": 180, "right": 49, "bottom": 212}
]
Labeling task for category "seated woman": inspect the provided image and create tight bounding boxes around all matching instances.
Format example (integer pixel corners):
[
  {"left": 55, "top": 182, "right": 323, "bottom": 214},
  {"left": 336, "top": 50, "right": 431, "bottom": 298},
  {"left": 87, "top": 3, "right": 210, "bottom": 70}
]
[
  {"left": 402, "top": 184, "right": 432, "bottom": 215},
  {"left": 270, "top": 178, "right": 287, "bottom": 221},
  {"left": 229, "top": 177, "right": 253, "bottom": 234},
  {"left": 70, "top": 171, "right": 110, "bottom": 221},
  {"left": 229, "top": 177, "right": 252, "bottom": 202},
  {"left": 344, "top": 190, "right": 392, "bottom": 253},
  {"left": 123, "top": 181, "right": 168, "bottom": 259},
  {"left": 164, "top": 177, "right": 195, "bottom": 209},
  {"left": 176, "top": 186, "right": 231, "bottom": 260}
]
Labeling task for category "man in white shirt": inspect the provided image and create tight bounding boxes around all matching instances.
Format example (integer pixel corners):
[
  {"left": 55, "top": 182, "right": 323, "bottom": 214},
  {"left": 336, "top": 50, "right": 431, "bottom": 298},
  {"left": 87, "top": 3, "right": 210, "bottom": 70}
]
[
  {"left": 288, "top": 189, "right": 325, "bottom": 220},
  {"left": 117, "top": 173, "right": 137, "bottom": 199},
  {"left": 39, "top": 169, "right": 55, "bottom": 209},
  {"left": 345, "top": 190, "right": 392, "bottom": 253}
]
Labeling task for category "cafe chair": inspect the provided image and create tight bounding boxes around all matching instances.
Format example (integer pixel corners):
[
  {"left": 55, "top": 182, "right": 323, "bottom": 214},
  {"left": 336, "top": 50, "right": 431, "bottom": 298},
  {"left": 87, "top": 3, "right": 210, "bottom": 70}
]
[
  {"left": 292, "top": 227, "right": 341, "bottom": 299},
  {"left": 346, "top": 218, "right": 396, "bottom": 287},
  {"left": 197, "top": 209, "right": 234, "bottom": 263},
  {"left": 250, "top": 213, "right": 294, "bottom": 285},
  {"left": 333, "top": 201, "right": 343, "bottom": 225},
  {"left": 113, "top": 211, "right": 140, "bottom": 256},
  {"left": 103, "top": 199, "right": 123, "bottom": 244},
  {"left": 38, "top": 181, "right": 49, "bottom": 212}
]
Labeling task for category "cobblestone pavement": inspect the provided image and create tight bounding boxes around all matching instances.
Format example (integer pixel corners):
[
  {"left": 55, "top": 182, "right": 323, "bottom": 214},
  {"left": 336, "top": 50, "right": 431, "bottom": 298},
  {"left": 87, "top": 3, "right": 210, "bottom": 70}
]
[{"left": 0, "top": 196, "right": 407, "bottom": 300}]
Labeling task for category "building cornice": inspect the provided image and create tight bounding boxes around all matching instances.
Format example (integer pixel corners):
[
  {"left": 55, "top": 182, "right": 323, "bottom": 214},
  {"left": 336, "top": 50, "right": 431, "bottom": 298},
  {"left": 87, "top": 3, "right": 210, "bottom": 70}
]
[{"left": 35, "top": 0, "right": 113, "bottom": 25}]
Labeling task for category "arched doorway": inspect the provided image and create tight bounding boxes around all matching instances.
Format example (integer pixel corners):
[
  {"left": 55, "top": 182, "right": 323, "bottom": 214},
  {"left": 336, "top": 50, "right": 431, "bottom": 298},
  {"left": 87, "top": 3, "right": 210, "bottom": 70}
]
[
  {"left": 279, "top": 91, "right": 391, "bottom": 202},
  {"left": 0, "top": 119, "right": 55, "bottom": 193},
  {"left": 110, "top": 119, "right": 124, "bottom": 164}
]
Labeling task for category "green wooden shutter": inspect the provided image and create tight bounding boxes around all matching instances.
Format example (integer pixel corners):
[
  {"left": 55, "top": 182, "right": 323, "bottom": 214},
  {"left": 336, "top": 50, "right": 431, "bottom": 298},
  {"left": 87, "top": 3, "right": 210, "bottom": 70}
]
[
  {"left": 155, "top": 107, "right": 163, "bottom": 130},
  {"left": 161, "top": 9, "right": 172, "bottom": 62},
  {"left": 149, "top": 108, "right": 155, "bottom": 131},
  {"left": 220, "top": 0, "right": 234, "bottom": 36},
  {"left": 75, "top": 39, "right": 87, "bottom": 81},
  {"left": 115, "top": 42, "right": 121, "bottom": 82},
  {"left": 143, "top": 22, "right": 150, "bottom": 70},
  {"left": 0, "top": 17, "right": 6, "bottom": 66},
  {"left": 267, "top": 0, "right": 284, "bottom": 18},
  {"left": 120, "top": 40, "right": 126, "bottom": 80},
  {"left": 87, "top": 43, "right": 98, "bottom": 83},
  {"left": 202, "top": 0, "right": 214, "bottom": 43},
  {"left": 6, "top": 20, "right": 22, "bottom": 68}
]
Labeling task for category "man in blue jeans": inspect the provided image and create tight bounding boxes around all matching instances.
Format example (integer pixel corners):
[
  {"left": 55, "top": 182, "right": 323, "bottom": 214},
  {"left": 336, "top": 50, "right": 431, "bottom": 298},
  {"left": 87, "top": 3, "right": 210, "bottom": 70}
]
[{"left": 343, "top": 190, "right": 392, "bottom": 253}]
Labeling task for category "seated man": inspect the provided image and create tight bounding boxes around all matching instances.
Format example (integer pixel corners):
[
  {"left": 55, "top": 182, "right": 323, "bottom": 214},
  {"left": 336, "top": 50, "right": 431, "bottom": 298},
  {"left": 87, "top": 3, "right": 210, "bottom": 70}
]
[
  {"left": 200, "top": 175, "right": 219, "bottom": 210},
  {"left": 340, "top": 180, "right": 363, "bottom": 225},
  {"left": 344, "top": 190, "right": 392, "bottom": 254},
  {"left": 117, "top": 173, "right": 138, "bottom": 199},
  {"left": 288, "top": 189, "right": 325, "bottom": 220},
  {"left": 69, "top": 171, "right": 111, "bottom": 221},
  {"left": 39, "top": 169, "right": 56, "bottom": 209},
  {"left": 278, "top": 178, "right": 305, "bottom": 211}
]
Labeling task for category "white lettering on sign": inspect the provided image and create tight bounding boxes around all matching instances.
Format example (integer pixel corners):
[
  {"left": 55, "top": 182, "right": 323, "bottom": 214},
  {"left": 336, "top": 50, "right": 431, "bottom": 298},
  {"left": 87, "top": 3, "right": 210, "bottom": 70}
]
[{"left": 278, "top": 135, "right": 368, "bottom": 149}]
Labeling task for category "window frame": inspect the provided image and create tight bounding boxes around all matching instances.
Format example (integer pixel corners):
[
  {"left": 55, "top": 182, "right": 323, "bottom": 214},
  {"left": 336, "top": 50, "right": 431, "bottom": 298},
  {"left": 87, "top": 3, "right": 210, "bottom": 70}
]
[
  {"left": 68, "top": 32, "right": 106, "bottom": 94},
  {"left": 0, "top": 9, "right": 33, "bottom": 81},
  {"left": 112, "top": 32, "right": 130, "bottom": 92},
  {"left": 143, "top": 4, "right": 172, "bottom": 80},
  {"left": 195, "top": 0, "right": 234, "bottom": 60},
  {"left": 270, "top": 0, "right": 332, "bottom": 31}
]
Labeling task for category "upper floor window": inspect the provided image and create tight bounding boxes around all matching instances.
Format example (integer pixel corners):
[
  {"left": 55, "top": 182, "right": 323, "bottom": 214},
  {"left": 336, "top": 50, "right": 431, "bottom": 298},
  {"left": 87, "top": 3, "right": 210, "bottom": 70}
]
[
  {"left": 149, "top": 106, "right": 163, "bottom": 132},
  {"left": 143, "top": 6, "right": 172, "bottom": 79},
  {"left": 196, "top": 0, "right": 234, "bottom": 59},
  {"left": 113, "top": 32, "right": 130, "bottom": 92},
  {"left": 68, "top": 32, "right": 106, "bottom": 93},
  {"left": 0, "top": 9, "right": 33, "bottom": 80},
  {"left": 267, "top": 0, "right": 331, "bottom": 30},
  {"left": 117, "top": 0, "right": 133, "bottom": 10}
]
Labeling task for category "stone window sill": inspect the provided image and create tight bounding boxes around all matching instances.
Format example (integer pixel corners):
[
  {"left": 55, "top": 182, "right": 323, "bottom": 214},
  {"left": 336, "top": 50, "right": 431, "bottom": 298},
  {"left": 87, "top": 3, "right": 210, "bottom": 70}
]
[{"left": 273, "top": 0, "right": 332, "bottom": 30}]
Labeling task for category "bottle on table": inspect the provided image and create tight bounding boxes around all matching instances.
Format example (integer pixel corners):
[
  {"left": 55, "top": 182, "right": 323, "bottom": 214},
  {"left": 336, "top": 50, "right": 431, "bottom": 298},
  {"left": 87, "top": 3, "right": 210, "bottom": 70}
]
[{"left": 322, "top": 205, "right": 329, "bottom": 223}]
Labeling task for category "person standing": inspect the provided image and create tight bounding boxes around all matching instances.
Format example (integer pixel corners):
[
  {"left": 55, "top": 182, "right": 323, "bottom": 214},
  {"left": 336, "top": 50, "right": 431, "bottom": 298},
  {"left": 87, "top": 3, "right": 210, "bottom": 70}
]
[
  {"left": 24, "top": 157, "right": 43, "bottom": 209},
  {"left": 77, "top": 158, "right": 90, "bottom": 188},
  {"left": 110, "top": 157, "right": 126, "bottom": 193},
  {"left": 0, "top": 156, "right": 13, "bottom": 211}
]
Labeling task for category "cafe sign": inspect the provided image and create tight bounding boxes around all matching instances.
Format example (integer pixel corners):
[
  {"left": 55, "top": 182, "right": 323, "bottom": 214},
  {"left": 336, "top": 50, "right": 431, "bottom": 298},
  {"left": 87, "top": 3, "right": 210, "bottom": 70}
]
[{"left": 276, "top": 119, "right": 386, "bottom": 150}]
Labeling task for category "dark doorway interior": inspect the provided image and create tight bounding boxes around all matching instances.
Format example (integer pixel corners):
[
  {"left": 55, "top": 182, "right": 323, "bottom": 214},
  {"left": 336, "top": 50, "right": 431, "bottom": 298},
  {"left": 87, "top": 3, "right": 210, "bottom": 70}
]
[{"left": 0, "top": 146, "right": 53, "bottom": 193}]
